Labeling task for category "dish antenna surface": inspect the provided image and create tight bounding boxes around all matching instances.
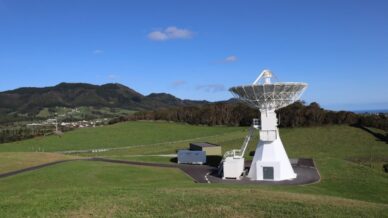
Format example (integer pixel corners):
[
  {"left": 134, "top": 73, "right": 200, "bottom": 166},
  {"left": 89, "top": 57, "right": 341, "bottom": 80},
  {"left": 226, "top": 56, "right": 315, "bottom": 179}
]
[{"left": 221, "top": 69, "right": 307, "bottom": 181}]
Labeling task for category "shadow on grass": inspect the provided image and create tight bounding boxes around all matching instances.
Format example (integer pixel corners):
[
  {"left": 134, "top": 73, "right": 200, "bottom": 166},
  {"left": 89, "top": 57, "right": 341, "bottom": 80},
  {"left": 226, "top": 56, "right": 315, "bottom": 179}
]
[
  {"left": 170, "top": 157, "right": 178, "bottom": 163},
  {"left": 170, "top": 155, "right": 222, "bottom": 167},
  {"left": 351, "top": 124, "right": 388, "bottom": 144}
]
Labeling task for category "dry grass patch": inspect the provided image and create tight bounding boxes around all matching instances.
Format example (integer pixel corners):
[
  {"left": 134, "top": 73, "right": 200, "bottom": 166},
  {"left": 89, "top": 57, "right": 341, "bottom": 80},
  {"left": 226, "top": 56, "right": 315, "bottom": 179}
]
[{"left": 0, "top": 152, "right": 81, "bottom": 173}]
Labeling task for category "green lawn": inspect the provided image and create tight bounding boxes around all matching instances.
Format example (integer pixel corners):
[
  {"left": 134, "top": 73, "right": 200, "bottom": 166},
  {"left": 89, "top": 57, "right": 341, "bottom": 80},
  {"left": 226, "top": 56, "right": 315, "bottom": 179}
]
[
  {"left": 80, "top": 130, "right": 247, "bottom": 159},
  {"left": 82, "top": 125, "right": 388, "bottom": 204},
  {"left": 0, "top": 121, "right": 387, "bottom": 217},
  {"left": 0, "top": 152, "right": 80, "bottom": 174},
  {"left": 0, "top": 161, "right": 386, "bottom": 217},
  {"left": 0, "top": 121, "right": 243, "bottom": 152}
]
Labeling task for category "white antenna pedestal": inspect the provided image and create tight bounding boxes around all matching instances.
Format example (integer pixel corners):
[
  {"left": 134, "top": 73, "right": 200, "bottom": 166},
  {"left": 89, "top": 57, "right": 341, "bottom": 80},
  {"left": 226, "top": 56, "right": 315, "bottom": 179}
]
[
  {"left": 247, "top": 109, "right": 296, "bottom": 180},
  {"left": 248, "top": 130, "right": 296, "bottom": 181}
]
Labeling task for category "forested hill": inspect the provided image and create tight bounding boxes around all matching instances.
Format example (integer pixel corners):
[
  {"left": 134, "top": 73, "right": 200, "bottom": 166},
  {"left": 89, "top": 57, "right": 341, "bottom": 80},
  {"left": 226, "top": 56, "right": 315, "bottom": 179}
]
[
  {"left": 0, "top": 83, "right": 208, "bottom": 114},
  {"left": 130, "top": 101, "right": 388, "bottom": 131},
  {"left": 1, "top": 83, "right": 387, "bottom": 132}
]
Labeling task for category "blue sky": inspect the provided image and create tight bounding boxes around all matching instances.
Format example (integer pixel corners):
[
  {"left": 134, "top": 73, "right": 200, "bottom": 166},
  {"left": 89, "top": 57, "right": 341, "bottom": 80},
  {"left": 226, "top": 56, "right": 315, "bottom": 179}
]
[{"left": 0, "top": 0, "right": 387, "bottom": 111}]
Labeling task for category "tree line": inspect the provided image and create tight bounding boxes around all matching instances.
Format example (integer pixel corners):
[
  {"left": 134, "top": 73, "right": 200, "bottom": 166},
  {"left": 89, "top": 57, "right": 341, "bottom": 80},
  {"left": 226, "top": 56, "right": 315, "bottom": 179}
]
[
  {"left": 1, "top": 101, "right": 386, "bottom": 144},
  {"left": 129, "top": 101, "right": 388, "bottom": 131},
  {"left": 0, "top": 127, "right": 54, "bottom": 144}
]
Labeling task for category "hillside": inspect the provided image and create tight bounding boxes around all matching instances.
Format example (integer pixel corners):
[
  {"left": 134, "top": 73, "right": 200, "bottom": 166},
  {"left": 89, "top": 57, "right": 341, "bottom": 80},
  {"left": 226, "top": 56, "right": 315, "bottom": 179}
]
[{"left": 0, "top": 83, "right": 208, "bottom": 115}]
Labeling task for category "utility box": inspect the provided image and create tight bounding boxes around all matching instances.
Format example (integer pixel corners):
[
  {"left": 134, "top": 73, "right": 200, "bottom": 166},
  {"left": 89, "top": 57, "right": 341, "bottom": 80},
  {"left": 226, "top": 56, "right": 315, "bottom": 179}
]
[
  {"left": 177, "top": 150, "right": 206, "bottom": 165},
  {"left": 190, "top": 142, "right": 222, "bottom": 156},
  {"left": 223, "top": 157, "right": 245, "bottom": 180}
]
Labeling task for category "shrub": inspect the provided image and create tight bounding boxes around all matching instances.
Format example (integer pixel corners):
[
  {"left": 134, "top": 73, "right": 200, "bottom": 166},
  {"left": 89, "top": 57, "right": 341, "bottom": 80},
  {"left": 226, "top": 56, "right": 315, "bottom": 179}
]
[{"left": 384, "top": 164, "right": 388, "bottom": 173}]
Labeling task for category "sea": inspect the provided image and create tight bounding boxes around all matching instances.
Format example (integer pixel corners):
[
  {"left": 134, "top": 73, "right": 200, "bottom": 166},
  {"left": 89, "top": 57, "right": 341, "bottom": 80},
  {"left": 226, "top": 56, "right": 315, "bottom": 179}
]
[{"left": 352, "top": 109, "right": 388, "bottom": 114}]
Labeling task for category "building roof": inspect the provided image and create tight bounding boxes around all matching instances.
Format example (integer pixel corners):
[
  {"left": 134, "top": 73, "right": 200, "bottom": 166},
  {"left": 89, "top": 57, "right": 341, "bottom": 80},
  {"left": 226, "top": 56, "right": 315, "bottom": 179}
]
[{"left": 190, "top": 142, "right": 220, "bottom": 148}]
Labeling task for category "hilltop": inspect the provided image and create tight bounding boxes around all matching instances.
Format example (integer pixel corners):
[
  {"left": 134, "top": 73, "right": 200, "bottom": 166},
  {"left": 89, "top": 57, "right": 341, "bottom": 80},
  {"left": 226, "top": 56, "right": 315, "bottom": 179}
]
[{"left": 0, "top": 82, "right": 208, "bottom": 116}]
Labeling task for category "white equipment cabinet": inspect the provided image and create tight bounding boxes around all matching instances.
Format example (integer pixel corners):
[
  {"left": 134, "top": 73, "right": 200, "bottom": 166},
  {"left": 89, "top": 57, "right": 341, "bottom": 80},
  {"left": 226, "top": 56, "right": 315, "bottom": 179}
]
[
  {"left": 222, "top": 157, "right": 245, "bottom": 179},
  {"left": 219, "top": 127, "right": 254, "bottom": 180}
]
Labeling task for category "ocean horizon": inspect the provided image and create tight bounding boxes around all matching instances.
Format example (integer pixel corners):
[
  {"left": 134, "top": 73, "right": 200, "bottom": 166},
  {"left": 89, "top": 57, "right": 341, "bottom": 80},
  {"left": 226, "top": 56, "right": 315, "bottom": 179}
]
[{"left": 352, "top": 109, "right": 388, "bottom": 114}]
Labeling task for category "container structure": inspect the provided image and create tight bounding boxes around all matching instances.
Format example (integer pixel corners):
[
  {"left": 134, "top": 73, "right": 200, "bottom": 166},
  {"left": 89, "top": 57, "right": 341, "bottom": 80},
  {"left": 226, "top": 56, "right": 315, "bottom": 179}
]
[
  {"left": 177, "top": 150, "right": 206, "bottom": 165},
  {"left": 190, "top": 142, "right": 222, "bottom": 156}
]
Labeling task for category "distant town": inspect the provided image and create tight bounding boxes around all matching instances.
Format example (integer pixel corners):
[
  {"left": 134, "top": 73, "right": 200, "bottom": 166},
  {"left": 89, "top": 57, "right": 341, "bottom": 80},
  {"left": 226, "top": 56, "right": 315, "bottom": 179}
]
[{"left": 27, "top": 118, "right": 108, "bottom": 129}]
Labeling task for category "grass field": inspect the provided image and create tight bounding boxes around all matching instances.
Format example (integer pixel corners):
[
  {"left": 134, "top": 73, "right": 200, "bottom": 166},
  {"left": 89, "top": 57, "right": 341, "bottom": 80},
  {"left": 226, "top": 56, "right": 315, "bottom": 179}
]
[
  {"left": 0, "top": 121, "right": 387, "bottom": 217},
  {"left": 0, "top": 152, "right": 80, "bottom": 174},
  {"left": 0, "top": 121, "right": 243, "bottom": 152},
  {"left": 0, "top": 161, "right": 387, "bottom": 217}
]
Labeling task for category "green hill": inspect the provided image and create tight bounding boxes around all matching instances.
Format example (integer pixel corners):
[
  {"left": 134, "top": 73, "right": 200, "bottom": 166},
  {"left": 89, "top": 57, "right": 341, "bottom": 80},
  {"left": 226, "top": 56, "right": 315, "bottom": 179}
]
[{"left": 0, "top": 82, "right": 208, "bottom": 115}]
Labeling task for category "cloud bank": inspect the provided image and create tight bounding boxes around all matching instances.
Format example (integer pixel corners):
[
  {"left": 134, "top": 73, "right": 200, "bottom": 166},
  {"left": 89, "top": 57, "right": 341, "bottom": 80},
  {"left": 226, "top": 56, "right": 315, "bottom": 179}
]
[
  {"left": 171, "top": 80, "right": 187, "bottom": 88},
  {"left": 196, "top": 84, "right": 226, "bottom": 93},
  {"left": 93, "top": 49, "right": 104, "bottom": 55},
  {"left": 148, "top": 26, "right": 194, "bottom": 41},
  {"left": 224, "top": 55, "right": 238, "bottom": 63}
]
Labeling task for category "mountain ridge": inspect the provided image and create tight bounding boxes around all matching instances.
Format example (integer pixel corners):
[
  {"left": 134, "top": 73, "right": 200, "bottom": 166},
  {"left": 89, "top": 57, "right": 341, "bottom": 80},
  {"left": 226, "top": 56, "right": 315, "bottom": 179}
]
[{"left": 0, "top": 82, "right": 209, "bottom": 114}]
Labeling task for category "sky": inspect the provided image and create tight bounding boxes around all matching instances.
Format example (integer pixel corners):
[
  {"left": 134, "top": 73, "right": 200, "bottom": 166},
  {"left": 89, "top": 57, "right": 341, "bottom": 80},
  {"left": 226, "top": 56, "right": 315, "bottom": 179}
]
[{"left": 0, "top": 0, "right": 387, "bottom": 111}]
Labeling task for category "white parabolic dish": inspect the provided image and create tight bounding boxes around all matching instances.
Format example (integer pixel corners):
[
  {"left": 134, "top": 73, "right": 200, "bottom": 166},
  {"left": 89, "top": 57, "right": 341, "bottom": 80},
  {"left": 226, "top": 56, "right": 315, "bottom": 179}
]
[{"left": 229, "top": 83, "right": 308, "bottom": 111}]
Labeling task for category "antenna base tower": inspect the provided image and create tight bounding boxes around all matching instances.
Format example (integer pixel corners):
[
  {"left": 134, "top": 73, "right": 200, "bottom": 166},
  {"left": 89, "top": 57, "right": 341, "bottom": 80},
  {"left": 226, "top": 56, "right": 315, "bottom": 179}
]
[{"left": 248, "top": 129, "right": 296, "bottom": 181}]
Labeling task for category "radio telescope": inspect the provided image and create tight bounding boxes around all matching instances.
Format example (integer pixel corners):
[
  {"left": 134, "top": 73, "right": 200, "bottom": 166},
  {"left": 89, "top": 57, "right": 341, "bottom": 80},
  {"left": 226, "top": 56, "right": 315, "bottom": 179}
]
[{"left": 221, "top": 69, "right": 307, "bottom": 181}]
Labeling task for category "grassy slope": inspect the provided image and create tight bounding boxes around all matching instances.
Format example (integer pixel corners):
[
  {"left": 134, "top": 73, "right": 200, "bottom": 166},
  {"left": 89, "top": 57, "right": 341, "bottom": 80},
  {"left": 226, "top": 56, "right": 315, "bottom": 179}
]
[
  {"left": 0, "top": 152, "right": 80, "bottom": 174},
  {"left": 80, "top": 130, "right": 247, "bottom": 159},
  {"left": 0, "top": 122, "right": 387, "bottom": 217},
  {"left": 0, "top": 121, "right": 242, "bottom": 152},
  {"left": 271, "top": 126, "right": 388, "bottom": 203},
  {"left": 0, "top": 161, "right": 386, "bottom": 217},
  {"left": 79, "top": 125, "right": 388, "bottom": 204}
]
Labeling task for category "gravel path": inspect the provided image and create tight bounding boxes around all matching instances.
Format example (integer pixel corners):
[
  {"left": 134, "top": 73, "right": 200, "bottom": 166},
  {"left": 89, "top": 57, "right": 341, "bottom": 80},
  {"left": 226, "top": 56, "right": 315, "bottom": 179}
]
[{"left": 0, "top": 159, "right": 81, "bottom": 179}]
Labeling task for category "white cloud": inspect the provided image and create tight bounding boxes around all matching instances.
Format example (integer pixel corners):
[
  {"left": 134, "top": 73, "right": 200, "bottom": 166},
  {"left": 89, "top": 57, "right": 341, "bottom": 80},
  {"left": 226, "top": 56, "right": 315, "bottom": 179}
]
[
  {"left": 164, "top": 26, "right": 193, "bottom": 39},
  {"left": 224, "top": 55, "right": 238, "bottom": 63},
  {"left": 148, "top": 31, "right": 168, "bottom": 41},
  {"left": 107, "top": 74, "right": 118, "bottom": 80},
  {"left": 196, "top": 84, "right": 226, "bottom": 93},
  {"left": 93, "top": 49, "right": 103, "bottom": 55},
  {"left": 171, "top": 80, "right": 187, "bottom": 88},
  {"left": 147, "top": 26, "right": 194, "bottom": 41}
]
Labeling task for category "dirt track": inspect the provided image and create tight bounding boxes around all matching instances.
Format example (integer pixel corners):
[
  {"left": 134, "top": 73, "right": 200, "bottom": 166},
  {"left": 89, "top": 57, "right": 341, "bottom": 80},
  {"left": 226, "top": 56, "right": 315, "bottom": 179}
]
[{"left": 0, "top": 159, "right": 79, "bottom": 179}]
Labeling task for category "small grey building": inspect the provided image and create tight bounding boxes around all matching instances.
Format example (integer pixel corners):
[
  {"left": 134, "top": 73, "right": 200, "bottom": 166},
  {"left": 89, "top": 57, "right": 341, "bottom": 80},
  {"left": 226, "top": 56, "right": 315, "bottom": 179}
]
[
  {"left": 190, "top": 142, "right": 222, "bottom": 156},
  {"left": 177, "top": 150, "right": 206, "bottom": 165}
]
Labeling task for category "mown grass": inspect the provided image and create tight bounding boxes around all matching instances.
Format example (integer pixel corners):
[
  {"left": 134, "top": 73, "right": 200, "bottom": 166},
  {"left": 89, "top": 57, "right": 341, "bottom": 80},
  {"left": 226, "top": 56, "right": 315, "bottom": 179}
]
[
  {"left": 80, "top": 130, "right": 248, "bottom": 159},
  {"left": 77, "top": 124, "right": 388, "bottom": 204},
  {"left": 0, "top": 122, "right": 387, "bottom": 217},
  {"left": 0, "top": 152, "right": 80, "bottom": 174},
  {"left": 0, "top": 161, "right": 386, "bottom": 217},
  {"left": 81, "top": 125, "right": 387, "bottom": 169},
  {"left": 0, "top": 121, "right": 243, "bottom": 152}
]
